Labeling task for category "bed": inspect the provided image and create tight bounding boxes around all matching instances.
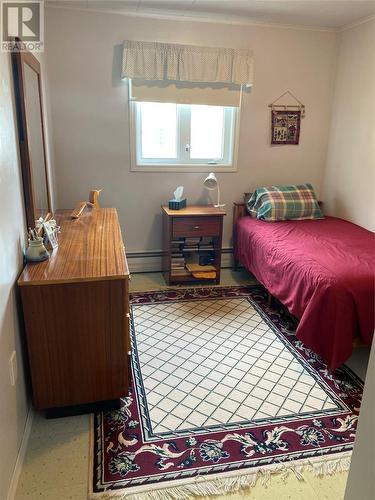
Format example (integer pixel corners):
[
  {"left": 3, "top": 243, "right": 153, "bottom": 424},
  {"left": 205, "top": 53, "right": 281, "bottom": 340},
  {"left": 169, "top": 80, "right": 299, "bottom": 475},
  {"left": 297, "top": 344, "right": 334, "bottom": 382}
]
[{"left": 233, "top": 203, "right": 375, "bottom": 371}]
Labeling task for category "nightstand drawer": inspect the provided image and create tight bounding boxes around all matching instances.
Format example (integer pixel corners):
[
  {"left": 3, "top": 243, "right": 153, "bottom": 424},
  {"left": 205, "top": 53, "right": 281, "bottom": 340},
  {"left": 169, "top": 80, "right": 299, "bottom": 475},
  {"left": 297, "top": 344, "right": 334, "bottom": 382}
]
[{"left": 172, "top": 216, "right": 221, "bottom": 238}]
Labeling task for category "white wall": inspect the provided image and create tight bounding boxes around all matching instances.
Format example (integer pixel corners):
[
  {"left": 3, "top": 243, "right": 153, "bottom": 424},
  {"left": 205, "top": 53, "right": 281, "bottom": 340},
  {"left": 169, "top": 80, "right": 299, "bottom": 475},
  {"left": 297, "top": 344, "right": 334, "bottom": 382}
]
[
  {"left": 45, "top": 6, "right": 338, "bottom": 258},
  {"left": 323, "top": 19, "right": 375, "bottom": 231},
  {"left": 0, "top": 53, "right": 29, "bottom": 497},
  {"left": 345, "top": 341, "right": 375, "bottom": 500}
]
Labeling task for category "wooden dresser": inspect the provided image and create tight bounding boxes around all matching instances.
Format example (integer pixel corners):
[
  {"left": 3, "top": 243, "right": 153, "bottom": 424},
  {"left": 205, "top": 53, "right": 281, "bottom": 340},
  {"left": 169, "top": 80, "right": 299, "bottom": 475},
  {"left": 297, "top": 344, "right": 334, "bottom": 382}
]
[{"left": 18, "top": 208, "right": 130, "bottom": 411}]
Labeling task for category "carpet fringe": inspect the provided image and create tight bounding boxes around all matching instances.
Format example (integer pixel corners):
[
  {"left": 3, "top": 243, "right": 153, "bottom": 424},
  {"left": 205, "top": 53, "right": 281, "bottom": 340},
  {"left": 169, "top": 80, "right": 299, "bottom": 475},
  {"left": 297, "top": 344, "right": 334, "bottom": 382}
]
[{"left": 89, "top": 452, "right": 351, "bottom": 499}]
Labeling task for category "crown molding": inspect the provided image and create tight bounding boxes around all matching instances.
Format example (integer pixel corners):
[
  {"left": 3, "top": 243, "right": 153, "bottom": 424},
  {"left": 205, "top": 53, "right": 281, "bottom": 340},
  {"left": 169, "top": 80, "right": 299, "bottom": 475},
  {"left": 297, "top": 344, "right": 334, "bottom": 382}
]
[
  {"left": 338, "top": 15, "right": 375, "bottom": 32},
  {"left": 45, "top": 4, "right": 339, "bottom": 33}
]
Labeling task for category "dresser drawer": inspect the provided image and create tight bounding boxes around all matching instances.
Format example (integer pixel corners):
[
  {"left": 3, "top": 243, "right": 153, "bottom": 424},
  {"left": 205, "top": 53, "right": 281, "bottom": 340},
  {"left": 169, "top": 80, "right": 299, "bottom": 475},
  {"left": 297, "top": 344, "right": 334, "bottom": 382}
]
[{"left": 172, "top": 216, "right": 221, "bottom": 238}]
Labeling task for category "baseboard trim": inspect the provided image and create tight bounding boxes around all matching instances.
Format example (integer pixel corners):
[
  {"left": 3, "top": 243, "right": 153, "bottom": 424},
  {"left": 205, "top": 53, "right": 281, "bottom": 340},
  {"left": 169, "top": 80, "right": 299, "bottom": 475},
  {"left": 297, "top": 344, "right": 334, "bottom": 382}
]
[
  {"left": 221, "top": 250, "right": 234, "bottom": 269},
  {"left": 127, "top": 248, "right": 233, "bottom": 273},
  {"left": 7, "top": 407, "right": 34, "bottom": 500},
  {"left": 127, "top": 252, "right": 163, "bottom": 273}
]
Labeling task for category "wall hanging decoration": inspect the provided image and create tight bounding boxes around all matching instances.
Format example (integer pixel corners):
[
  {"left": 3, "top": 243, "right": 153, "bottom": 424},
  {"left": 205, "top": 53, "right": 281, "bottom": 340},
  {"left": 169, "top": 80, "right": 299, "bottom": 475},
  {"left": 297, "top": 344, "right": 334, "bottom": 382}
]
[{"left": 269, "top": 90, "right": 305, "bottom": 145}]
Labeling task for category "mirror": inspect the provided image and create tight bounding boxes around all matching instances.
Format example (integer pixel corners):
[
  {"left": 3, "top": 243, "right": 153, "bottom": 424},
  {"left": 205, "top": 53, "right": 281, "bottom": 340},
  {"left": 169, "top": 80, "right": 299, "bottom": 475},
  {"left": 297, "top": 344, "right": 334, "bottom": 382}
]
[
  {"left": 12, "top": 44, "right": 51, "bottom": 229},
  {"left": 23, "top": 64, "right": 50, "bottom": 219}
]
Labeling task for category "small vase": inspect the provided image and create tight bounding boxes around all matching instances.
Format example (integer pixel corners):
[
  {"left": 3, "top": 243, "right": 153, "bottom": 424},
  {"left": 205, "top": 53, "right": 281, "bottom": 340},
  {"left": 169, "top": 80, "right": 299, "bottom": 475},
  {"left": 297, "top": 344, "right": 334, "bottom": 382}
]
[{"left": 26, "top": 237, "right": 50, "bottom": 262}]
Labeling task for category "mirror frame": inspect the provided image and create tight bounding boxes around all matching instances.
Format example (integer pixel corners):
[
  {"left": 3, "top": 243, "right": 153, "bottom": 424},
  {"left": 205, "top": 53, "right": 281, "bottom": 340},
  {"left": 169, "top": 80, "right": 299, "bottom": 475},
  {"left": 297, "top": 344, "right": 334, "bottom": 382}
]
[{"left": 11, "top": 40, "right": 52, "bottom": 229}]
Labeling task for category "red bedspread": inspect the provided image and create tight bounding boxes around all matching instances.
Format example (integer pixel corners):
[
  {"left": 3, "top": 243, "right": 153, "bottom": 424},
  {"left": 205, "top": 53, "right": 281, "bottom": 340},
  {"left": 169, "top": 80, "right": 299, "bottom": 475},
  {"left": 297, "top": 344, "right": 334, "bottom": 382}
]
[{"left": 235, "top": 216, "right": 375, "bottom": 370}]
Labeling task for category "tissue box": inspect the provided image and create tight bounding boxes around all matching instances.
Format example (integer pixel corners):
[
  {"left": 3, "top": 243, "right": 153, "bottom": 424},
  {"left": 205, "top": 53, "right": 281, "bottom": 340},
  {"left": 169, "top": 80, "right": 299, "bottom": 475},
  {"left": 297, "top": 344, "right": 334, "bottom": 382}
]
[{"left": 168, "top": 198, "right": 187, "bottom": 210}]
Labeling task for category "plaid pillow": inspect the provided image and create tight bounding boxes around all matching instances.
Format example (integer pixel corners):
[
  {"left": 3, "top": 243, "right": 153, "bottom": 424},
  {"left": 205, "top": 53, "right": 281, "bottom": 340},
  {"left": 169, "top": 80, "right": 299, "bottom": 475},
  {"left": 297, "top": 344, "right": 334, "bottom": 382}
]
[{"left": 247, "top": 184, "right": 324, "bottom": 221}]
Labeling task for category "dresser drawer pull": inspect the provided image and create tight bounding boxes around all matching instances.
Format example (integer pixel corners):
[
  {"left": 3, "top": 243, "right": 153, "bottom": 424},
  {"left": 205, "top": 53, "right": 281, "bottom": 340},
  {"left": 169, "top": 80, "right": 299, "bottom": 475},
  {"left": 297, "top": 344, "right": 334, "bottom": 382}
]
[
  {"left": 194, "top": 225, "right": 200, "bottom": 229},
  {"left": 127, "top": 351, "right": 131, "bottom": 356},
  {"left": 126, "top": 313, "right": 130, "bottom": 318}
]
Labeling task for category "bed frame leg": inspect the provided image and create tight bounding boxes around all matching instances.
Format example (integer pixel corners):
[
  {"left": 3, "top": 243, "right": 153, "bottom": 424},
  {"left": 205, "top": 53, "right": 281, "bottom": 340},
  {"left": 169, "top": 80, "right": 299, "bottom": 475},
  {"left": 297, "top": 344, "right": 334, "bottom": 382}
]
[
  {"left": 232, "top": 202, "right": 247, "bottom": 273},
  {"left": 267, "top": 293, "right": 273, "bottom": 307}
]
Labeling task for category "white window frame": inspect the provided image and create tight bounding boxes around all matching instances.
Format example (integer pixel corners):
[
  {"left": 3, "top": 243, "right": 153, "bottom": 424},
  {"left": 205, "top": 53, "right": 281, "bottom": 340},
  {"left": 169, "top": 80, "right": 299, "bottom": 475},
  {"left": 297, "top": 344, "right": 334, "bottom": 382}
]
[{"left": 129, "top": 101, "right": 240, "bottom": 172}]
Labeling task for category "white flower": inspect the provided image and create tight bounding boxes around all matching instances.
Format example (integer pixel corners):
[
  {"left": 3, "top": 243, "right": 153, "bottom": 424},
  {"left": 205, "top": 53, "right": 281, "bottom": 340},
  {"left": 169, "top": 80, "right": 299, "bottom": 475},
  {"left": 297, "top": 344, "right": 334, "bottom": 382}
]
[{"left": 312, "top": 419, "right": 323, "bottom": 428}]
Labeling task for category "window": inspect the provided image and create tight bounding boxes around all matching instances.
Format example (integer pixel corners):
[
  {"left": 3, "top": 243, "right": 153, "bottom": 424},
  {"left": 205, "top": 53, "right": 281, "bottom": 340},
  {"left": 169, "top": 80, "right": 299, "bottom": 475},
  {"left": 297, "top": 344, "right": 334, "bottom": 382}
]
[{"left": 131, "top": 101, "right": 238, "bottom": 172}]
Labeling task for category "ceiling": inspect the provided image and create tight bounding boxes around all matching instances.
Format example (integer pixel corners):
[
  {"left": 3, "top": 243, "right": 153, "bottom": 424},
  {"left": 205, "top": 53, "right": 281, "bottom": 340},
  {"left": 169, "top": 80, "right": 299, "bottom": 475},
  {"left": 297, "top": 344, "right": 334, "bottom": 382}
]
[{"left": 46, "top": 1, "right": 375, "bottom": 29}]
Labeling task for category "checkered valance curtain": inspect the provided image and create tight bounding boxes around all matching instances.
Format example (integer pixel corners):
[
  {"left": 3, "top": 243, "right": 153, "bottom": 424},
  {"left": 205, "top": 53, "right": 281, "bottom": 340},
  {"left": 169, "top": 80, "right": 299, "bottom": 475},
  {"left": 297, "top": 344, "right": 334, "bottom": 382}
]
[
  {"left": 122, "top": 40, "right": 253, "bottom": 106},
  {"left": 121, "top": 40, "right": 254, "bottom": 85}
]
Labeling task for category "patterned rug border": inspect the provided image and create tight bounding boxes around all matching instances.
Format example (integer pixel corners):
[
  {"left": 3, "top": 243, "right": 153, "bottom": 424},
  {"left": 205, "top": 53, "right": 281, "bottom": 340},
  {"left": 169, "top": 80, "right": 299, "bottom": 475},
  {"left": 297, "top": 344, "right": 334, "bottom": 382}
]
[
  {"left": 88, "top": 430, "right": 352, "bottom": 500},
  {"left": 89, "top": 285, "right": 363, "bottom": 499}
]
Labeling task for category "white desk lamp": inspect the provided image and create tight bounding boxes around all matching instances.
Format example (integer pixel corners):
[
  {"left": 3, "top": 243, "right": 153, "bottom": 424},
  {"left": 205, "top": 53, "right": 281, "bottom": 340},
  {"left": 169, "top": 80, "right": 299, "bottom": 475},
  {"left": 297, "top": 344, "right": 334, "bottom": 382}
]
[{"left": 203, "top": 172, "right": 225, "bottom": 209}]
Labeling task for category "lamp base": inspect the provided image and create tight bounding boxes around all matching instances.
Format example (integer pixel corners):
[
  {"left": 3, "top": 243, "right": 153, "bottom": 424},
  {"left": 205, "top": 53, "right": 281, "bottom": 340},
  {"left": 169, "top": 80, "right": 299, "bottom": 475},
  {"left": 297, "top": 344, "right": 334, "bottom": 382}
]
[{"left": 214, "top": 203, "right": 226, "bottom": 209}]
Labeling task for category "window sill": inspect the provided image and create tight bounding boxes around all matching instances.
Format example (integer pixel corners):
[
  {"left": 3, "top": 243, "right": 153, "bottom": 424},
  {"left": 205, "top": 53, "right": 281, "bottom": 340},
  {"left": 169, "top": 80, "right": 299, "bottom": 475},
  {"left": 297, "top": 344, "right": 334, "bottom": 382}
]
[{"left": 130, "top": 163, "right": 238, "bottom": 173}]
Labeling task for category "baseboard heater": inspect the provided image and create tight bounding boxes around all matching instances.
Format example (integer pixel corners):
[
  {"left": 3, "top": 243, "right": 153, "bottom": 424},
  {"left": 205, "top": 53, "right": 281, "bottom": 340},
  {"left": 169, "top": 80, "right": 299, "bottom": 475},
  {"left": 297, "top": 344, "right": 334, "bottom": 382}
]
[{"left": 127, "top": 248, "right": 233, "bottom": 273}]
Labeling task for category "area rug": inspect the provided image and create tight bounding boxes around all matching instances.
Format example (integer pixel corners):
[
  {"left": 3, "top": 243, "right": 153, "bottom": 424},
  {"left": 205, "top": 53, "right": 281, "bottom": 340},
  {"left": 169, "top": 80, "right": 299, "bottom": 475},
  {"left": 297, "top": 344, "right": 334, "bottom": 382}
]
[{"left": 90, "top": 285, "right": 363, "bottom": 499}]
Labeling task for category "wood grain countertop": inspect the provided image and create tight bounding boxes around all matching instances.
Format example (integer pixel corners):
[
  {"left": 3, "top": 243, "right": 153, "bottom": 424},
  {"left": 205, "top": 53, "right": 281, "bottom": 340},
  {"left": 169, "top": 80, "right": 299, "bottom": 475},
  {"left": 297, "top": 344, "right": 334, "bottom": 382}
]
[{"left": 18, "top": 208, "right": 129, "bottom": 286}]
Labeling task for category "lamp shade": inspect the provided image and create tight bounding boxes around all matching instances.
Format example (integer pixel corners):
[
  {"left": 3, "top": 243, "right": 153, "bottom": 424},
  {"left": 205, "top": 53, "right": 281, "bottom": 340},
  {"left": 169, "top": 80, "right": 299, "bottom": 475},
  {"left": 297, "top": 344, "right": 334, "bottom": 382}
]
[
  {"left": 203, "top": 172, "right": 225, "bottom": 208},
  {"left": 203, "top": 172, "right": 218, "bottom": 190}
]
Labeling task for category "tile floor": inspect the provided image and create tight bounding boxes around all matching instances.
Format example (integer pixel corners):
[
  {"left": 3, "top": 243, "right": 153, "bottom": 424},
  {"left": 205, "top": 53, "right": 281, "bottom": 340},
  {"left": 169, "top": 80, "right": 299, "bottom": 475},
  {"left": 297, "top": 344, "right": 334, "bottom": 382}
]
[{"left": 15, "top": 269, "right": 370, "bottom": 500}]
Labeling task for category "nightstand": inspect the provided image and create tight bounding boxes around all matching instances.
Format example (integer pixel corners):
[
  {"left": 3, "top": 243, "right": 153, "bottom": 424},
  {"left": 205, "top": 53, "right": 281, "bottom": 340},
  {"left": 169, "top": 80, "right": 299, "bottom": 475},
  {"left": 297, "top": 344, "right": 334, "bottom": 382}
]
[{"left": 162, "top": 205, "right": 226, "bottom": 285}]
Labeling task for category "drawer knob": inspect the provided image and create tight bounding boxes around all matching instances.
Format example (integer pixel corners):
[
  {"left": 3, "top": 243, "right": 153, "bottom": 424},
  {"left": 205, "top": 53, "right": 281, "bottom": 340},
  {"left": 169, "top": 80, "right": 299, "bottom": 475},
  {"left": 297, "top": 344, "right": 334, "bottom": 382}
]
[
  {"left": 126, "top": 313, "right": 130, "bottom": 318},
  {"left": 194, "top": 225, "right": 200, "bottom": 229}
]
